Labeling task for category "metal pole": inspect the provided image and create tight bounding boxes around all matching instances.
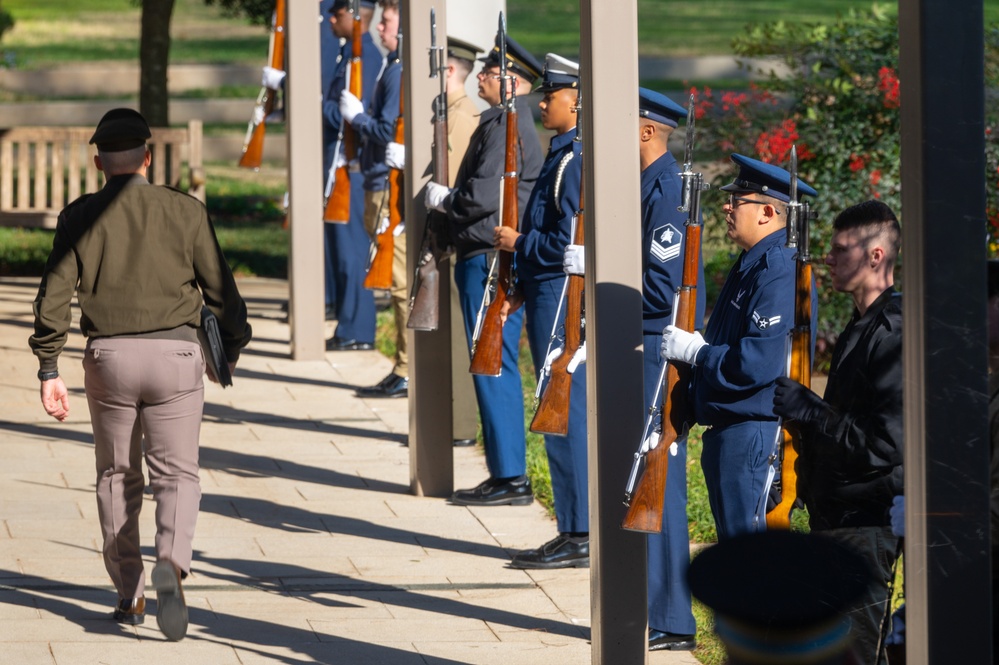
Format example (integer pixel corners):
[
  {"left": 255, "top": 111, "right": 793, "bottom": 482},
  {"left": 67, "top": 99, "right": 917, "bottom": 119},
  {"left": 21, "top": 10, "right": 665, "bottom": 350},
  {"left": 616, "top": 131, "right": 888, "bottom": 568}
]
[
  {"left": 899, "top": 0, "right": 991, "bottom": 662},
  {"left": 580, "top": 1, "right": 648, "bottom": 662}
]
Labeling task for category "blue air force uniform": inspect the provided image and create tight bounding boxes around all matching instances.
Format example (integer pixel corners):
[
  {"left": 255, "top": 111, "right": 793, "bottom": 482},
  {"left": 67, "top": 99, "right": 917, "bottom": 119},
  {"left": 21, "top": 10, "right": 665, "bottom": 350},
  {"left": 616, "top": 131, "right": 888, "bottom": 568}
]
[
  {"left": 442, "top": 37, "right": 543, "bottom": 484},
  {"left": 350, "top": 49, "right": 401, "bottom": 193},
  {"left": 517, "top": 58, "right": 588, "bottom": 536},
  {"left": 687, "top": 154, "right": 817, "bottom": 541},
  {"left": 322, "top": 26, "right": 382, "bottom": 345},
  {"left": 637, "top": 89, "right": 705, "bottom": 643}
]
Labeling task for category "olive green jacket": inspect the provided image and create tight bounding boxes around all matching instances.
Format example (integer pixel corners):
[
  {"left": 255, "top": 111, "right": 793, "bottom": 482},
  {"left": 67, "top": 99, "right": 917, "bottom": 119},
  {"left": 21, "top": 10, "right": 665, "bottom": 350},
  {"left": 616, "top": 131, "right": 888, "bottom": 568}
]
[{"left": 30, "top": 174, "right": 252, "bottom": 372}]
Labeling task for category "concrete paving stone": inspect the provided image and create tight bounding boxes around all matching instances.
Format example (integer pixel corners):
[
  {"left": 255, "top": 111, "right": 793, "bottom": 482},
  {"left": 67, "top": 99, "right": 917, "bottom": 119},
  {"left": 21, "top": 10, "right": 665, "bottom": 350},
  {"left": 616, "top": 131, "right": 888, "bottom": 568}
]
[
  {"left": 190, "top": 556, "right": 359, "bottom": 582},
  {"left": 3, "top": 617, "right": 146, "bottom": 643},
  {"left": 4, "top": 518, "right": 93, "bottom": 540},
  {"left": 211, "top": 590, "right": 394, "bottom": 621},
  {"left": 51, "top": 641, "right": 243, "bottom": 665},
  {"left": 349, "top": 554, "right": 529, "bottom": 581},
  {"left": 253, "top": 533, "right": 373, "bottom": 559},
  {"left": 232, "top": 641, "right": 430, "bottom": 665},
  {"left": 310, "top": 616, "right": 498, "bottom": 644},
  {"left": 414, "top": 640, "right": 592, "bottom": 664},
  {"left": 0, "top": 644, "right": 57, "bottom": 664},
  {"left": 369, "top": 588, "right": 573, "bottom": 631}
]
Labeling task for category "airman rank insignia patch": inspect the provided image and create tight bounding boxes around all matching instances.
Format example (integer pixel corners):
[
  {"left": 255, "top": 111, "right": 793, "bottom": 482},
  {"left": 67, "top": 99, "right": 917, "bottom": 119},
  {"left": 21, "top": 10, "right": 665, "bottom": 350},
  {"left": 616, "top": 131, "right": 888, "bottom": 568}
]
[
  {"left": 752, "top": 310, "right": 780, "bottom": 330},
  {"left": 651, "top": 224, "right": 681, "bottom": 263}
]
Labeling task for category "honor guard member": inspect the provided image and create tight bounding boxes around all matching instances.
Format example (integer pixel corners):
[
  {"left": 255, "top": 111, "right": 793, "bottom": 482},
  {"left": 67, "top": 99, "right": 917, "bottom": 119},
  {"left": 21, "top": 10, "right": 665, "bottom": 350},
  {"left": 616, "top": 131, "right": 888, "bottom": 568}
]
[
  {"left": 773, "top": 200, "right": 903, "bottom": 665},
  {"left": 324, "top": 0, "right": 382, "bottom": 351},
  {"left": 661, "top": 154, "right": 816, "bottom": 540},
  {"left": 425, "top": 32, "right": 544, "bottom": 505},
  {"left": 495, "top": 54, "right": 589, "bottom": 568},
  {"left": 444, "top": 36, "right": 485, "bottom": 446},
  {"left": 344, "top": 0, "right": 408, "bottom": 397},
  {"left": 689, "top": 531, "right": 873, "bottom": 665},
  {"left": 29, "top": 108, "right": 252, "bottom": 641},
  {"left": 563, "top": 88, "right": 706, "bottom": 648}
]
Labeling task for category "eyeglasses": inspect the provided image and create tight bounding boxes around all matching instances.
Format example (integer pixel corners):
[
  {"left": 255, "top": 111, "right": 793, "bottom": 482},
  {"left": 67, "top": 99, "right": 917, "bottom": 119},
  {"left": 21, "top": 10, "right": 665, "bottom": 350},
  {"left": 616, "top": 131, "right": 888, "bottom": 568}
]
[
  {"left": 476, "top": 69, "right": 501, "bottom": 80},
  {"left": 728, "top": 195, "right": 766, "bottom": 208}
]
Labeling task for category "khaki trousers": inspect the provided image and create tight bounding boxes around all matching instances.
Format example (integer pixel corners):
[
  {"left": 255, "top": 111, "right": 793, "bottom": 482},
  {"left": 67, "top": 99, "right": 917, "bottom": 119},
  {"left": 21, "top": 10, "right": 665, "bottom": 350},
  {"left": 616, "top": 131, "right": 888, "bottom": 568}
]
[
  {"left": 364, "top": 188, "right": 408, "bottom": 376},
  {"left": 83, "top": 337, "right": 205, "bottom": 599}
]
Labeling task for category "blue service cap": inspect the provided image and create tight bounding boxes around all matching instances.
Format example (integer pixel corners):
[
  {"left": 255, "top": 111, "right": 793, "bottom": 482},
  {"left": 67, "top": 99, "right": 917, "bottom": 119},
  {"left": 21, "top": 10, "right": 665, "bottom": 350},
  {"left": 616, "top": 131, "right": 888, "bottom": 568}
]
[
  {"left": 638, "top": 88, "right": 686, "bottom": 129},
  {"left": 720, "top": 153, "right": 818, "bottom": 203},
  {"left": 329, "top": 0, "right": 375, "bottom": 14},
  {"left": 538, "top": 53, "right": 579, "bottom": 92},
  {"left": 479, "top": 33, "right": 543, "bottom": 84},
  {"left": 689, "top": 531, "right": 872, "bottom": 664}
]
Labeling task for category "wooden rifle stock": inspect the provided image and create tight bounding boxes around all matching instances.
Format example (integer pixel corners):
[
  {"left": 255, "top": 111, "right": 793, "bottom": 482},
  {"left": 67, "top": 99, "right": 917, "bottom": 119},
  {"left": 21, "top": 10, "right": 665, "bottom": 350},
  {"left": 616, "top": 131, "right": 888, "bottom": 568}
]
[
  {"left": 766, "top": 258, "right": 812, "bottom": 529},
  {"left": 469, "top": 100, "right": 519, "bottom": 377},
  {"left": 365, "top": 77, "right": 404, "bottom": 290},
  {"left": 530, "top": 177, "right": 585, "bottom": 435},
  {"left": 324, "top": 8, "right": 363, "bottom": 223},
  {"left": 622, "top": 214, "right": 702, "bottom": 533},
  {"left": 239, "top": 0, "right": 286, "bottom": 169}
]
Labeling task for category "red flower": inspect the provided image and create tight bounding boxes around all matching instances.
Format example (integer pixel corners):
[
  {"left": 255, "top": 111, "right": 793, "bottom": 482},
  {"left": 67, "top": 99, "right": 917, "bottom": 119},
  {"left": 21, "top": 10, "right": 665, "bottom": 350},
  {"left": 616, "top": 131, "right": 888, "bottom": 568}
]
[
  {"left": 755, "top": 119, "right": 804, "bottom": 165},
  {"left": 878, "top": 67, "right": 900, "bottom": 109},
  {"left": 870, "top": 170, "right": 882, "bottom": 186},
  {"left": 849, "top": 153, "right": 869, "bottom": 172}
]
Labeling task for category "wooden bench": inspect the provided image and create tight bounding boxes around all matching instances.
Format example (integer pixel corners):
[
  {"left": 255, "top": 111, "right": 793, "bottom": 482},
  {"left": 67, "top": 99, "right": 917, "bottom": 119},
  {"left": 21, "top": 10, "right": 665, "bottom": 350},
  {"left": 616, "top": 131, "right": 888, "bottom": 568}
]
[{"left": 0, "top": 120, "right": 205, "bottom": 228}]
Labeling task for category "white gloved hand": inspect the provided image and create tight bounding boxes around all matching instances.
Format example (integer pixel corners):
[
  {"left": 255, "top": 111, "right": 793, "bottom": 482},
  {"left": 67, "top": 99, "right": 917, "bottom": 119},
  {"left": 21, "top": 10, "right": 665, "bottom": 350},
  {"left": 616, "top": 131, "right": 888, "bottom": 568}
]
[
  {"left": 660, "top": 325, "right": 707, "bottom": 365},
  {"left": 252, "top": 105, "right": 266, "bottom": 126},
  {"left": 890, "top": 495, "right": 905, "bottom": 538},
  {"left": 425, "top": 182, "right": 453, "bottom": 212},
  {"left": 348, "top": 157, "right": 361, "bottom": 173},
  {"left": 567, "top": 342, "right": 586, "bottom": 373},
  {"left": 375, "top": 216, "right": 390, "bottom": 235},
  {"left": 563, "top": 244, "right": 585, "bottom": 276},
  {"left": 334, "top": 146, "right": 348, "bottom": 170},
  {"left": 542, "top": 345, "right": 564, "bottom": 377},
  {"left": 339, "top": 90, "right": 364, "bottom": 124},
  {"left": 262, "top": 65, "right": 286, "bottom": 90},
  {"left": 393, "top": 220, "right": 406, "bottom": 236},
  {"left": 385, "top": 141, "right": 405, "bottom": 169}
]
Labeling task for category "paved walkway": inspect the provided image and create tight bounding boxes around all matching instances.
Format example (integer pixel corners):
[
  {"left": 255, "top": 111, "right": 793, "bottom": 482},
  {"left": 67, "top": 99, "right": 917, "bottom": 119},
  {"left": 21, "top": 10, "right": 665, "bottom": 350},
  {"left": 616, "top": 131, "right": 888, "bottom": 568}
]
[{"left": 0, "top": 277, "right": 699, "bottom": 664}]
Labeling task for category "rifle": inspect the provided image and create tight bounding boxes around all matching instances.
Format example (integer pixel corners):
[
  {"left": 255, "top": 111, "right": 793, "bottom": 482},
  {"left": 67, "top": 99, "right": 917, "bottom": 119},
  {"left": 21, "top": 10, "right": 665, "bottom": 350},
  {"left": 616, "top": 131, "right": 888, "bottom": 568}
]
[
  {"left": 238, "top": 0, "right": 286, "bottom": 170},
  {"left": 530, "top": 86, "right": 584, "bottom": 436},
  {"left": 364, "top": 35, "right": 404, "bottom": 291},
  {"left": 622, "top": 94, "right": 706, "bottom": 533},
  {"left": 324, "top": 0, "right": 362, "bottom": 223},
  {"left": 407, "top": 8, "right": 447, "bottom": 331},
  {"left": 469, "top": 12, "right": 517, "bottom": 377},
  {"left": 764, "top": 145, "right": 812, "bottom": 530}
]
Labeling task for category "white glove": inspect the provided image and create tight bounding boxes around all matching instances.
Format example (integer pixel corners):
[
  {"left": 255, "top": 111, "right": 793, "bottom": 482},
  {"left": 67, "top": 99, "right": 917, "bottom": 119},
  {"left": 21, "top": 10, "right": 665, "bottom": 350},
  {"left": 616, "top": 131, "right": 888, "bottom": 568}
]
[
  {"left": 563, "top": 244, "right": 584, "bottom": 276},
  {"left": 334, "top": 146, "right": 348, "bottom": 170},
  {"left": 262, "top": 66, "right": 286, "bottom": 90},
  {"left": 890, "top": 495, "right": 905, "bottom": 537},
  {"left": 542, "top": 345, "right": 563, "bottom": 378},
  {"left": 567, "top": 342, "right": 586, "bottom": 373},
  {"left": 339, "top": 90, "right": 364, "bottom": 124},
  {"left": 375, "top": 216, "right": 390, "bottom": 235},
  {"left": 252, "top": 105, "right": 266, "bottom": 126},
  {"left": 425, "top": 182, "right": 453, "bottom": 212},
  {"left": 393, "top": 221, "right": 406, "bottom": 236},
  {"left": 660, "top": 325, "right": 707, "bottom": 365},
  {"left": 385, "top": 141, "right": 405, "bottom": 169}
]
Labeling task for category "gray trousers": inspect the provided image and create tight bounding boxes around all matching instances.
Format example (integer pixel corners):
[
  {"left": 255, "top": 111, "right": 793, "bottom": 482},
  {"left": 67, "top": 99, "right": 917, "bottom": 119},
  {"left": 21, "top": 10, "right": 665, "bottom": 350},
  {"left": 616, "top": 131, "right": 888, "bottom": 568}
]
[{"left": 83, "top": 337, "right": 205, "bottom": 600}]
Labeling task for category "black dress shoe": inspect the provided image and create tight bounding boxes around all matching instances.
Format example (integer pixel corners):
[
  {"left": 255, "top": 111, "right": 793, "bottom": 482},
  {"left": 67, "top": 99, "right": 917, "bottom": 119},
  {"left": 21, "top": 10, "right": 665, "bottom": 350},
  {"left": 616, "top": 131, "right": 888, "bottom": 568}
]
[
  {"left": 326, "top": 336, "right": 375, "bottom": 351},
  {"left": 450, "top": 476, "right": 533, "bottom": 506},
  {"left": 453, "top": 438, "right": 477, "bottom": 447},
  {"left": 649, "top": 628, "right": 696, "bottom": 651},
  {"left": 509, "top": 534, "right": 589, "bottom": 569},
  {"left": 112, "top": 597, "right": 145, "bottom": 625},
  {"left": 355, "top": 373, "right": 408, "bottom": 398}
]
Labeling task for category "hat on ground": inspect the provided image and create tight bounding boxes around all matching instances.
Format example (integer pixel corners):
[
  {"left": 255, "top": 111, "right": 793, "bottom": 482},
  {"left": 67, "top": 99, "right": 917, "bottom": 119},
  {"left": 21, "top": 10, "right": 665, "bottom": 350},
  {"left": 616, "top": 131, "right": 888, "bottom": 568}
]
[
  {"left": 447, "top": 36, "right": 483, "bottom": 63},
  {"left": 720, "top": 153, "right": 818, "bottom": 203},
  {"left": 638, "top": 88, "right": 686, "bottom": 128},
  {"left": 479, "top": 33, "right": 543, "bottom": 84},
  {"left": 689, "top": 531, "right": 873, "bottom": 665},
  {"left": 89, "top": 108, "right": 151, "bottom": 152},
  {"left": 538, "top": 53, "right": 579, "bottom": 92}
]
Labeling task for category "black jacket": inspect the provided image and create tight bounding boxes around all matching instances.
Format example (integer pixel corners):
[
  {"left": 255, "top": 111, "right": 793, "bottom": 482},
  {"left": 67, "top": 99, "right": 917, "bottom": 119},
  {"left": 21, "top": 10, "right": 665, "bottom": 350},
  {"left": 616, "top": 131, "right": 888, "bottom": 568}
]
[
  {"left": 447, "top": 96, "right": 542, "bottom": 260},
  {"left": 799, "top": 288, "right": 903, "bottom": 529}
]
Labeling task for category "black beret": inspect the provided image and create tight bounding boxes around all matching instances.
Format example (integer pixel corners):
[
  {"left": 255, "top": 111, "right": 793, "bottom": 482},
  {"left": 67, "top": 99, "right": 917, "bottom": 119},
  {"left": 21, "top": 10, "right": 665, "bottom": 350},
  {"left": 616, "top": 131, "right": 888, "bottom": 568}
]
[{"left": 89, "top": 108, "right": 151, "bottom": 152}]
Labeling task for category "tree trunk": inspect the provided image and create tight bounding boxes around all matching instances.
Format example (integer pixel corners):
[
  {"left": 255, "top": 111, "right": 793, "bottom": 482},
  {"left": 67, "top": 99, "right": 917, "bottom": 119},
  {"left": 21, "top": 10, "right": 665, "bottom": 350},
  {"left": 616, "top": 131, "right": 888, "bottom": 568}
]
[{"left": 139, "top": 0, "right": 176, "bottom": 127}]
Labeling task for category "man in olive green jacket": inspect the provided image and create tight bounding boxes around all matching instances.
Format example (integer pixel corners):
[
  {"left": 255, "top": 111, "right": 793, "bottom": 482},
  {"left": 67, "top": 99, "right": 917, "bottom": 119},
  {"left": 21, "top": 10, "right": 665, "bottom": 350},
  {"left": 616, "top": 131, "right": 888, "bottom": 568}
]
[{"left": 29, "top": 108, "right": 252, "bottom": 642}]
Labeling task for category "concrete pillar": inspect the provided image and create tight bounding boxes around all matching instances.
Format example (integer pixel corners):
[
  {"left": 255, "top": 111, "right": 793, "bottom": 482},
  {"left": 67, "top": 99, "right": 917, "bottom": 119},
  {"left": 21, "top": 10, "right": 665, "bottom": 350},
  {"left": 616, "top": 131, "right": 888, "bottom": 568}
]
[
  {"left": 899, "top": 0, "right": 991, "bottom": 662},
  {"left": 580, "top": 2, "right": 649, "bottom": 663},
  {"left": 286, "top": 0, "right": 326, "bottom": 360}
]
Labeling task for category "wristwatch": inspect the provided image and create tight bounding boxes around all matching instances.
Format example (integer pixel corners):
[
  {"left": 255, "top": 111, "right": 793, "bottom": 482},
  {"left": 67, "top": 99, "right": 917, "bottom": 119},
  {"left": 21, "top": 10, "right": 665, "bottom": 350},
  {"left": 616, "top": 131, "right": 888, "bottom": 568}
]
[{"left": 37, "top": 369, "right": 59, "bottom": 381}]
